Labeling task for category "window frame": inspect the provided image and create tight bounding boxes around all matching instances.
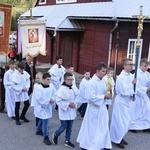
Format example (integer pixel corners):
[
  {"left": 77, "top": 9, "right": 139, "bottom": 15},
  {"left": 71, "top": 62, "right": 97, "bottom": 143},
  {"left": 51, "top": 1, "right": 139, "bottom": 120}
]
[
  {"left": 39, "top": 0, "right": 46, "bottom": 4},
  {"left": 127, "top": 39, "right": 143, "bottom": 65}
]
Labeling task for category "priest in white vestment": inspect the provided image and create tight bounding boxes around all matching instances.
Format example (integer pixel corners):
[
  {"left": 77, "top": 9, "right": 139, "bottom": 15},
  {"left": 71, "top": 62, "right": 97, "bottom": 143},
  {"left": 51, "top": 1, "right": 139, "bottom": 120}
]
[
  {"left": 77, "top": 62, "right": 112, "bottom": 150},
  {"left": 110, "top": 58, "right": 136, "bottom": 149}
]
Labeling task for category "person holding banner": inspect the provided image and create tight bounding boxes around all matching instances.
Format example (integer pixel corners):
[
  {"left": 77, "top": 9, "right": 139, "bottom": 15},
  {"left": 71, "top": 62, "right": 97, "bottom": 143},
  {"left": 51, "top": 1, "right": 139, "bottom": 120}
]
[
  {"left": 110, "top": 58, "right": 136, "bottom": 149},
  {"left": 48, "top": 56, "right": 65, "bottom": 111},
  {"left": 10, "top": 62, "right": 30, "bottom": 125},
  {"left": 129, "top": 58, "right": 150, "bottom": 132}
]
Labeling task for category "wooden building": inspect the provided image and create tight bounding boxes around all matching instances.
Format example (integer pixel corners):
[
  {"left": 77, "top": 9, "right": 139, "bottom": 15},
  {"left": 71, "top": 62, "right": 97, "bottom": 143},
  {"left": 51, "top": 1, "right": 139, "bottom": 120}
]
[{"left": 21, "top": 0, "right": 150, "bottom": 75}]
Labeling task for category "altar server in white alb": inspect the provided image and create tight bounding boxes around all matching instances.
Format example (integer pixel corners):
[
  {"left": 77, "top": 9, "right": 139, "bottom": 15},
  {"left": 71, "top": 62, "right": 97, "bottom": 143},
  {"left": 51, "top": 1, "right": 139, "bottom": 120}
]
[
  {"left": 129, "top": 58, "right": 150, "bottom": 132},
  {"left": 4, "top": 60, "right": 16, "bottom": 119},
  {"left": 48, "top": 56, "right": 65, "bottom": 111},
  {"left": 110, "top": 58, "right": 137, "bottom": 149},
  {"left": 52, "top": 72, "right": 80, "bottom": 148},
  {"left": 10, "top": 62, "right": 30, "bottom": 125},
  {"left": 77, "top": 69, "right": 91, "bottom": 118},
  {"left": 34, "top": 73, "right": 56, "bottom": 145},
  {"left": 31, "top": 72, "right": 43, "bottom": 127},
  {"left": 48, "top": 56, "right": 65, "bottom": 90},
  {"left": 77, "top": 62, "right": 112, "bottom": 150}
]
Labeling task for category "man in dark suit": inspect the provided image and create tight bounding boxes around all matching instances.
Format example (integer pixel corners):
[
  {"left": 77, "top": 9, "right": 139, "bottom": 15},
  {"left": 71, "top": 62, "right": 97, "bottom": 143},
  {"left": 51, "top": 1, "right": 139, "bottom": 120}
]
[
  {"left": 0, "top": 66, "right": 6, "bottom": 113},
  {"left": 25, "top": 56, "right": 36, "bottom": 95}
]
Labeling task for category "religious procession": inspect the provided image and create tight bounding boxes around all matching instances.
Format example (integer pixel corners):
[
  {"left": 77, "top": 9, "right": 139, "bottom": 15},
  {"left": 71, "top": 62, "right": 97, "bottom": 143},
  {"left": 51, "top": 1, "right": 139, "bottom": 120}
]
[{"left": 0, "top": 0, "right": 150, "bottom": 150}]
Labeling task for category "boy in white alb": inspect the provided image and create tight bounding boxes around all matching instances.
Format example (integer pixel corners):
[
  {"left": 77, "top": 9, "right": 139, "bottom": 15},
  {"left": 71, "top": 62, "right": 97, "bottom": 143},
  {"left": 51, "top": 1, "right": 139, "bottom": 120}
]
[
  {"left": 77, "top": 70, "right": 91, "bottom": 118},
  {"left": 31, "top": 72, "right": 43, "bottom": 127},
  {"left": 10, "top": 62, "right": 30, "bottom": 125},
  {"left": 52, "top": 72, "right": 80, "bottom": 148},
  {"left": 129, "top": 58, "right": 150, "bottom": 132},
  {"left": 77, "top": 62, "right": 112, "bottom": 150},
  {"left": 4, "top": 60, "right": 16, "bottom": 119},
  {"left": 34, "top": 73, "right": 56, "bottom": 145},
  {"left": 110, "top": 58, "right": 136, "bottom": 149},
  {"left": 48, "top": 56, "right": 65, "bottom": 111}
]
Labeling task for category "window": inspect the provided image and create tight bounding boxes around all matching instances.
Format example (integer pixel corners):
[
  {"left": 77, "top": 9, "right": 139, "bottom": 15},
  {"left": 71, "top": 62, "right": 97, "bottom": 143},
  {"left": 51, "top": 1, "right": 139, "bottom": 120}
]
[
  {"left": 127, "top": 39, "right": 143, "bottom": 65},
  {"left": 39, "top": 0, "right": 46, "bottom": 4}
]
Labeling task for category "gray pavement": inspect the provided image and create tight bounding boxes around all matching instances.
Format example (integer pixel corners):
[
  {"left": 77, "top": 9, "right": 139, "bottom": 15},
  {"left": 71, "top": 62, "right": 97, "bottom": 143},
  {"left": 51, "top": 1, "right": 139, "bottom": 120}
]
[{"left": 0, "top": 103, "right": 150, "bottom": 150}]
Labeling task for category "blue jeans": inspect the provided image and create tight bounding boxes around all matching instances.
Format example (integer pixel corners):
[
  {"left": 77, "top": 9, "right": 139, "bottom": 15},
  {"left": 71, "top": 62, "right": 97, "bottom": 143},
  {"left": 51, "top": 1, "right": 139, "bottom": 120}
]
[
  {"left": 36, "top": 118, "right": 49, "bottom": 138},
  {"left": 55, "top": 120, "right": 74, "bottom": 141}
]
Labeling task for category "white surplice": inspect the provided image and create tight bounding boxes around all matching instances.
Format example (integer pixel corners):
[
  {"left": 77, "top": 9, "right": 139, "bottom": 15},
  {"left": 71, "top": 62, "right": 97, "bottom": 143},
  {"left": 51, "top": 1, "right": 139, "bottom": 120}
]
[
  {"left": 77, "top": 74, "right": 112, "bottom": 150},
  {"left": 10, "top": 70, "right": 30, "bottom": 102},
  {"left": 78, "top": 77, "right": 91, "bottom": 103},
  {"left": 30, "top": 83, "right": 40, "bottom": 107},
  {"left": 130, "top": 69, "right": 150, "bottom": 130},
  {"left": 55, "top": 85, "right": 80, "bottom": 120},
  {"left": 4, "top": 69, "right": 17, "bottom": 117},
  {"left": 48, "top": 64, "right": 65, "bottom": 90},
  {"left": 110, "top": 70, "right": 135, "bottom": 144},
  {"left": 34, "top": 83, "right": 56, "bottom": 119}
]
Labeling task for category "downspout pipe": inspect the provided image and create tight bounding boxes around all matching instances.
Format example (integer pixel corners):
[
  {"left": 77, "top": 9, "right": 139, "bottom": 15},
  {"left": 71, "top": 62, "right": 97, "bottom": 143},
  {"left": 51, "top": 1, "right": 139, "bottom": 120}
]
[{"left": 108, "top": 20, "right": 119, "bottom": 66}]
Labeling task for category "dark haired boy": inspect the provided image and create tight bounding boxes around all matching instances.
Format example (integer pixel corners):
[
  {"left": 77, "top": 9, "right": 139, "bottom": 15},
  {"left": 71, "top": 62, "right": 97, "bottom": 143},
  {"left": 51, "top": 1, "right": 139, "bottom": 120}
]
[
  {"left": 48, "top": 56, "right": 65, "bottom": 111},
  {"left": 77, "top": 62, "right": 112, "bottom": 150},
  {"left": 34, "top": 73, "right": 56, "bottom": 145},
  {"left": 10, "top": 62, "right": 30, "bottom": 125},
  {"left": 52, "top": 72, "right": 80, "bottom": 148}
]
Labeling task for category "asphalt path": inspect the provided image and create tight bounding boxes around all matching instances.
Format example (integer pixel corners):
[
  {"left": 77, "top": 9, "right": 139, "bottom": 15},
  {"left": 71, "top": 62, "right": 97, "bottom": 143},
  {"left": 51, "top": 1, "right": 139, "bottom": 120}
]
[{"left": 0, "top": 101, "right": 150, "bottom": 150}]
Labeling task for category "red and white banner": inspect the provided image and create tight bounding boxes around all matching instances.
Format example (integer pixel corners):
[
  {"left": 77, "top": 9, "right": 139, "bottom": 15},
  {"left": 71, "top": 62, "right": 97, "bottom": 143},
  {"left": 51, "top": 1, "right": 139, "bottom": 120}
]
[
  {"left": 18, "top": 20, "right": 46, "bottom": 58},
  {"left": 0, "top": 3, "right": 12, "bottom": 55}
]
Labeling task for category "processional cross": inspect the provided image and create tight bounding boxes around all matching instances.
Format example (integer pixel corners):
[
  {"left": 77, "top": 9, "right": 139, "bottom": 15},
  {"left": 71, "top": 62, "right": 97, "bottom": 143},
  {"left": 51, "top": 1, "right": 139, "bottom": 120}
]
[{"left": 132, "top": 6, "right": 149, "bottom": 97}]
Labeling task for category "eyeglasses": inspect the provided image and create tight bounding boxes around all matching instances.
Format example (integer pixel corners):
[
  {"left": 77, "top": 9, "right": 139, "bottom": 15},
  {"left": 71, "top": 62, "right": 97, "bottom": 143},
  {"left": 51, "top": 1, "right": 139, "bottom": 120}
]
[
  {"left": 66, "top": 79, "right": 74, "bottom": 81},
  {"left": 125, "top": 64, "right": 134, "bottom": 66}
]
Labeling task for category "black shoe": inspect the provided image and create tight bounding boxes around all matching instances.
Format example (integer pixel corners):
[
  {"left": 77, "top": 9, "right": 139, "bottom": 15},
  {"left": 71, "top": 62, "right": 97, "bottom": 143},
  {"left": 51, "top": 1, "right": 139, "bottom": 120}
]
[
  {"left": 129, "top": 130, "right": 137, "bottom": 133},
  {"left": 20, "top": 117, "right": 30, "bottom": 122},
  {"left": 43, "top": 137, "right": 51, "bottom": 145},
  {"left": 104, "top": 149, "right": 111, "bottom": 150},
  {"left": 143, "top": 129, "right": 150, "bottom": 132},
  {"left": 121, "top": 139, "right": 128, "bottom": 145},
  {"left": 64, "top": 141, "right": 75, "bottom": 148},
  {"left": 36, "top": 130, "right": 43, "bottom": 136},
  {"left": 116, "top": 142, "right": 125, "bottom": 149},
  {"left": 16, "top": 120, "right": 21, "bottom": 125},
  {"left": 11, "top": 116, "right": 16, "bottom": 120},
  {"left": 80, "top": 148, "right": 87, "bottom": 150},
  {"left": 77, "top": 108, "right": 81, "bottom": 114},
  {"left": 0, "top": 110, "right": 7, "bottom": 113},
  {"left": 52, "top": 133, "right": 58, "bottom": 145}
]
